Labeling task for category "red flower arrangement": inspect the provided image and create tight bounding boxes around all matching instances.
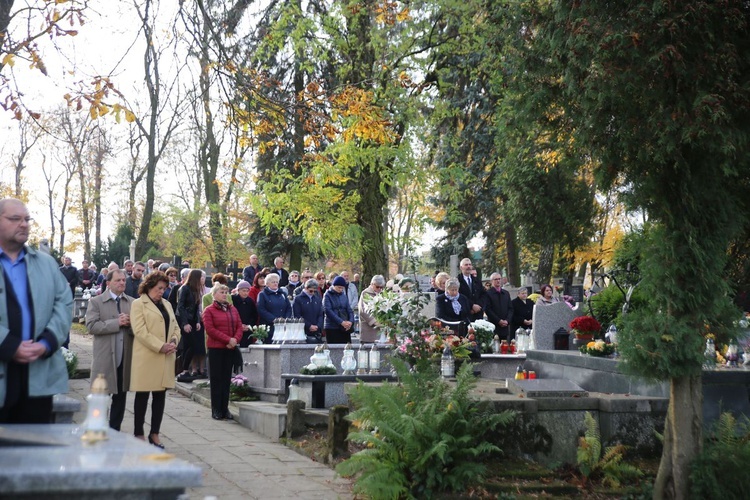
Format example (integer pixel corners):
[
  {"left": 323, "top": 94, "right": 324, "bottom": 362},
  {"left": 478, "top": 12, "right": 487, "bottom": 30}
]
[{"left": 569, "top": 316, "right": 601, "bottom": 338}]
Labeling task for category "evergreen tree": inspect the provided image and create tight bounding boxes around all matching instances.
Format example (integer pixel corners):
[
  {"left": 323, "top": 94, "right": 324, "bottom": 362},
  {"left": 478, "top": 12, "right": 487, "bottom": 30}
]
[{"left": 504, "top": 2, "right": 750, "bottom": 497}]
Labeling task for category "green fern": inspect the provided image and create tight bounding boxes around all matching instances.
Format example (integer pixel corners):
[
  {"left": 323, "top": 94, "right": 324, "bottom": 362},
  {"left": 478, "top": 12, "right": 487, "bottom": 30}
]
[
  {"left": 576, "top": 412, "right": 643, "bottom": 488},
  {"left": 336, "top": 358, "right": 515, "bottom": 498},
  {"left": 690, "top": 412, "right": 750, "bottom": 500}
]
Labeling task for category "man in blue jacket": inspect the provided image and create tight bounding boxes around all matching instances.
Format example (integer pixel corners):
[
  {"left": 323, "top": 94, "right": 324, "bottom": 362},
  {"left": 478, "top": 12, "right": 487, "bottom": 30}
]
[
  {"left": 0, "top": 199, "right": 73, "bottom": 423},
  {"left": 292, "top": 279, "right": 324, "bottom": 342}
]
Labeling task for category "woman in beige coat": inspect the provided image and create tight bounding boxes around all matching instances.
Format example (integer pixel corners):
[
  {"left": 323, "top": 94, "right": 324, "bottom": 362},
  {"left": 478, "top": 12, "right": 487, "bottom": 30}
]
[
  {"left": 130, "top": 271, "right": 180, "bottom": 448},
  {"left": 358, "top": 275, "right": 386, "bottom": 343}
]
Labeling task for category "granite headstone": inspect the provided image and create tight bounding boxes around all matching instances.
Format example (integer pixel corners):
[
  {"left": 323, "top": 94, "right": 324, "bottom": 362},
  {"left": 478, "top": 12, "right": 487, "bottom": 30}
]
[{"left": 532, "top": 301, "right": 583, "bottom": 350}]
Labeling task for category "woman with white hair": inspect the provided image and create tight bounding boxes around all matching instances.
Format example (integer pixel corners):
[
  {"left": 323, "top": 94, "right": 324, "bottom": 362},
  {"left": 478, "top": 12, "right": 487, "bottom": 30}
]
[
  {"left": 358, "top": 275, "right": 386, "bottom": 343},
  {"left": 256, "top": 273, "right": 291, "bottom": 343},
  {"left": 435, "top": 278, "right": 471, "bottom": 333}
]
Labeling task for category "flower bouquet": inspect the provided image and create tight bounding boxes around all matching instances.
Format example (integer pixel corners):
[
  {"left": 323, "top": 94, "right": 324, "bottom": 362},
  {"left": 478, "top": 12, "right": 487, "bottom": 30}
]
[
  {"left": 394, "top": 327, "right": 476, "bottom": 370},
  {"left": 229, "top": 374, "right": 255, "bottom": 401},
  {"left": 579, "top": 340, "right": 615, "bottom": 357},
  {"left": 61, "top": 347, "right": 78, "bottom": 379},
  {"left": 250, "top": 324, "right": 270, "bottom": 343},
  {"left": 570, "top": 316, "right": 601, "bottom": 340},
  {"left": 469, "top": 319, "right": 496, "bottom": 354},
  {"left": 364, "top": 288, "right": 430, "bottom": 342}
]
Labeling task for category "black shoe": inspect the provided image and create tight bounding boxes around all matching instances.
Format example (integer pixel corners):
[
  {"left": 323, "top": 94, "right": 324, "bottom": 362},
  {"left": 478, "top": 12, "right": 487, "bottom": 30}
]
[
  {"left": 177, "top": 372, "right": 195, "bottom": 383},
  {"left": 212, "top": 410, "right": 223, "bottom": 420},
  {"left": 194, "top": 371, "right": 208, "bottom": 380},
  {"left": 223, "top": 410, "right": 233, "bottom": 420},
  {"left": 148, "top": 434, "right": 165, "bottom": 449}
]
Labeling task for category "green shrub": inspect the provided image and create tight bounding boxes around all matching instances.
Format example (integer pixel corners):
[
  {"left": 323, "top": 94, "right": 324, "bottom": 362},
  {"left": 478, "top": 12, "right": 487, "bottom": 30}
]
[
  {"left": 577, "top": 412, "right": 643, "bottom": 488},
  {"left": 588, "top": 284, "right": 647, "bottom": 334},
  {"left": 690, "top": 412, "right": 750, "bottom": 500},
  {"left": 336, "top": 359, "right": 514, "bottom": 499}
]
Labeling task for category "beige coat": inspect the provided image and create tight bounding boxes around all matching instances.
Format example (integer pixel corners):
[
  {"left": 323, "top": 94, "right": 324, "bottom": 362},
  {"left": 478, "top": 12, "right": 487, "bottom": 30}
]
[
  {"left": 358, "top": 286, "right": 380, "bottom": 343},
  {"left": 130, "top": 296, "right": 180, "bottom": 392},
  {"left": 86, "top": 292, "right": 134, "bottom": 394}
]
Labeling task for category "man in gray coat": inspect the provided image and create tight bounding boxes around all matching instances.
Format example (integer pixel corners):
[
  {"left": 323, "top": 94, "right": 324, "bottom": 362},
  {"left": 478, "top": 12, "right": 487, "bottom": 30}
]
[
  {"left": 86, "top": 269, "right": 134, "bottom": 431},
  {"left": 0, "top": 199, "right": 72, "bottom": 423}
]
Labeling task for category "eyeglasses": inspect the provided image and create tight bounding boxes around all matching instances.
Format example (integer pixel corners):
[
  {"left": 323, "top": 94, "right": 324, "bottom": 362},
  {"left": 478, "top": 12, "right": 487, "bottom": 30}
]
[
  {"left": 2, "top": 215, "right": 33, "bottom": 224},
  {"left": 373, "top": 285, "right": 384, "bottom": 290}
]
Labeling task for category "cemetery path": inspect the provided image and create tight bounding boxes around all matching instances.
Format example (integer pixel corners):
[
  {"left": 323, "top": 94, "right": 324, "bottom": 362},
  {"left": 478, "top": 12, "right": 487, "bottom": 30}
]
[{"left": 68, "top": 330, "right": 353, "bottom": 500}]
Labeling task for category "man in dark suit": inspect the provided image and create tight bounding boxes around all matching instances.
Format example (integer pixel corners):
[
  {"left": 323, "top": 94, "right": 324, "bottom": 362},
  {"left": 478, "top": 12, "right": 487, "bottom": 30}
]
[
  {"left": 485, "top": 273, "right": 513, "bottom": 340},
  {"left": 59, "top": 256, "right": 78, "bottom": 297},
  {"left": 242, "top": 254, "right": 263, "bottom": 283},
  {"left": 457, "top": 258, "right": 485, "bottom": 321},
  {"left": 271, "top": 256, "right": 289, "bottom": 287},
  {"left": 435, "top": 278, "right": 471, "bottom": 334}
]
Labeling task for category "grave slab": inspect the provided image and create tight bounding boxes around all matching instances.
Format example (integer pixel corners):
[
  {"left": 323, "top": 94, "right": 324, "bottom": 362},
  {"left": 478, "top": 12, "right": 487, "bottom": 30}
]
[
  {"left": 0, "top": 424, "right": 201, "bottom": 498},
  {"left": 508, "top": 378, "right": 589, "bottom": 398}
]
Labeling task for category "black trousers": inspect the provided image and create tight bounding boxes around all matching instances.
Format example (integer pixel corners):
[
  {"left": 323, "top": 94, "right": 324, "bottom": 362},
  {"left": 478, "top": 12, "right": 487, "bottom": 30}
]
[
  {"left": 0, "top": 362, "right": 53, "bottom": 424},
  {"left": 0, "top": 395, "right": 53, "bottom": 423},
  {"left": 324, "top": 328, "right": 351, "bottom": 344},
  {"left": 208, "top": 348, "right": 234, "bottom": 414},
  {"left": 133, "top": 390, "right": 166, "bottom": 437},
  {"left": 109, "top": 361, "right": 127, "bottom": 431}
]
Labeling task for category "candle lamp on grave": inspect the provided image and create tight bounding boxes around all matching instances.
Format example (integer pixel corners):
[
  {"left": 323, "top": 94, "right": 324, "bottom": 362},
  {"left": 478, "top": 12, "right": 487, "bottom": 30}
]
[
  {"left": 357, "top": 344, "right": 369, "bottom": 375},
  {"left": 81, "top": 374, "right": 109, "bottom": 444},
  {"left": 369, "top": 343, "right": 381, "bottom": 374}
]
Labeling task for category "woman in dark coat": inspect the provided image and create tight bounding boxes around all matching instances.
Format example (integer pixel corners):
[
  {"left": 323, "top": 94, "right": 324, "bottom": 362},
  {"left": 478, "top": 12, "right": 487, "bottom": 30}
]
[
  {"left": 176, "top": 269, "right": 206, "bottom": 379},
  {"left": 232, "top": 280, "right": 259, "bottom": 347},
  {"left": 510, "top": 288, "right": 534, "bottom": 340},
  {"left": 435, "top": 278, "right": 471, "bottom": 334},
  {"left": 323, "top": 276, "right": 354, "bottom": 343},
  {"left": 256, "top": 273, "right": 292, "bottom": 343}
]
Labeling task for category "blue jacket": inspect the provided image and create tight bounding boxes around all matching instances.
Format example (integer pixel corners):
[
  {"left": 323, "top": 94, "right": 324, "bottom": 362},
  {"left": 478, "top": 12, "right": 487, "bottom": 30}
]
[
  {"left": 323, "top": 288, "right": 354, "bottom": 330},
  {"left": 292, "top": 291, "right": 324, "bottom": 335},
  {"left": 257, "top": 287, "right": 292, "bottom": 326},
  {"left": 0, "top": 246, "right": 73, "bottom": 406}
]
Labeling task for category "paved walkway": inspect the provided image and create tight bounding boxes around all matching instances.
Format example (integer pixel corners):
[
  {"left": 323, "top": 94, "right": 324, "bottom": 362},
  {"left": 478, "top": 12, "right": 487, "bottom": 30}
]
[{"left": 67, "top": 331, "right": 353, "bottom": 500}]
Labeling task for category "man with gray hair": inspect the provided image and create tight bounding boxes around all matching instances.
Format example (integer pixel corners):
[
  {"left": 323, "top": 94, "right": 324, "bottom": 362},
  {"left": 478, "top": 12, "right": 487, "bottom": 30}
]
[
  {"left": 457, "top": 258, "right": 485, "bottom": 321},
  {"left": 0, "top": 198, "right": 73, "bottom": 423},
  {"left": 85, "top": 269, "right": 133, "bottom": 431},
  {"left": 358, "top": 275, "right": 386, "bottom": 343},
  {"left": 485, "top": 272, "right": 513, "bottom": 340}
]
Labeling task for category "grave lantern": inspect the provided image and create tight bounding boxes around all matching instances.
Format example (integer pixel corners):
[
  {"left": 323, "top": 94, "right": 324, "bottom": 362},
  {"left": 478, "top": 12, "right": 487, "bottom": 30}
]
[
  {"left": 341, "top": 343, "right": 357, "bottom": 375},
  {"left": 81, "top": 374, "right": 109, "bottom": 444},
  {"left": 369, "top": 343, "right": 381, "bottom": 374},
  {"left": 357, "top": 344, "right": 369, "bottom": 375},
  {"left": 288, "top": 378, "right": 300, "bottom": 401}
]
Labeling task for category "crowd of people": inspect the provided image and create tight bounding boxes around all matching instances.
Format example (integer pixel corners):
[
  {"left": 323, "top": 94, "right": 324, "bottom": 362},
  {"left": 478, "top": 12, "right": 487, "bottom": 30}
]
[
  {"left": 76, "top": 252, "right": 372, "bottom": 442},
  {"left": 56, "top": 248, "right": 543, "bottom": 445}
]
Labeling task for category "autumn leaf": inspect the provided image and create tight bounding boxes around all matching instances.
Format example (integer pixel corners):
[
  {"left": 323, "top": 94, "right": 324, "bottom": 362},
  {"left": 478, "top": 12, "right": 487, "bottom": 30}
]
[{"left": 1, "top": 54, "right": 15, "bottom": 68}]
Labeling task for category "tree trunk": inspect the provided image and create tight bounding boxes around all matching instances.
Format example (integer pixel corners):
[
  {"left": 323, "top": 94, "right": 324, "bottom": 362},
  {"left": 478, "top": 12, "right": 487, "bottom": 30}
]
[
  {"left": 505, "top": 224, "right": 520, "bottom": 286},
  {"left": 653, "top": 375, "right": 702, "bottom": 499},
  {"left": 357, "top": 167, "right": 388, "bottom": 287},
  {"left": 537, "top": 243, "right": 554, "bottom": 285}
]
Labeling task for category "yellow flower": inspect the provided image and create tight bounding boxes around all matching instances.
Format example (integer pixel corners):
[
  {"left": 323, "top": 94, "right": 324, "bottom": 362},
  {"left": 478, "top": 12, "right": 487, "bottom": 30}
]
[{"left": 587, "top": 341, "right": 596, "bottom": 348}]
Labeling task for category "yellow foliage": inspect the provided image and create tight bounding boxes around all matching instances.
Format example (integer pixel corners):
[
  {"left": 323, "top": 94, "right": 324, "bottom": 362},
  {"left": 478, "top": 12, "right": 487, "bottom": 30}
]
[{"left": 2, "top": 53, "right": 15, "bottom": 67}]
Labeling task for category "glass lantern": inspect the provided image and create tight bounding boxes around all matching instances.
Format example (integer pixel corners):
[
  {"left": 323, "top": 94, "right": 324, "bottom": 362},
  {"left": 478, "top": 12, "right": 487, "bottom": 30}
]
[
  {"left": 288, "top": 378, "right": 300, "bottom": 401},
  {"left": 341, "top": 343, "right": 357, "bottom": 375},
  {"left": 441, "top": 343, "right": 455, "bottom": 378},
  {"left": 81, "top": 374, "right": 109, "bottom": 444},
  {"left": 369, "top": 344, "right": 381, "bottom": 374},
  {"left": 357, "top": 344, "right": 369, "bottom": 375}
]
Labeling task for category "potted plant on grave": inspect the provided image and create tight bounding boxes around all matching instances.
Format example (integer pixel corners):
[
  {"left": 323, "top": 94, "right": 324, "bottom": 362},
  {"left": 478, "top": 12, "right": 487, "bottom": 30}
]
[{"left": 569, "top": 316, "right": 601, "bottom": 344}]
